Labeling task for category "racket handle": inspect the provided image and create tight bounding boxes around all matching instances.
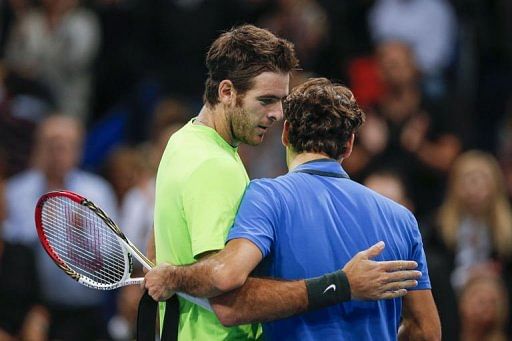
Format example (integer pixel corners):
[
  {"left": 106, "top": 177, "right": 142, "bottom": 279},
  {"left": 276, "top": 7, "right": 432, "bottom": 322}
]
[{"left": 126, "top": 277, "right": 145, "bottom": 286}]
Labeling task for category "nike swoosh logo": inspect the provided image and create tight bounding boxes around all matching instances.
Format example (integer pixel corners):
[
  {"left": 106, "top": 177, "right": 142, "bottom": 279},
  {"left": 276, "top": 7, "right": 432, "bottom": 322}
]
[{"left": 323, "top": 284, "right": 336, "bottom": 294}]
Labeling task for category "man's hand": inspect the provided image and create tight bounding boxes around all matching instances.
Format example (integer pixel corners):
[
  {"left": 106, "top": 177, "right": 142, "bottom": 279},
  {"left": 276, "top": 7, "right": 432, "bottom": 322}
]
[
  {"left": 144, "top": 264, "right": 175, "bottom": 301},
  {"left": 343, "top": 241, "right": 421, "bottom": 300}
]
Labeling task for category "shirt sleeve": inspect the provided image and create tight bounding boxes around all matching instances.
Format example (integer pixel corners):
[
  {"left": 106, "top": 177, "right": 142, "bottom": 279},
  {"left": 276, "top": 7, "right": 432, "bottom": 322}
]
[
  {"left": 227, "top": 180, "right": 278, "bottom": 258},
  {"left": 182, "top": 157, "right": 248, "bottom": 259},
  {"left": 406, "top": 211, "right": 432, "bottom": 290}
]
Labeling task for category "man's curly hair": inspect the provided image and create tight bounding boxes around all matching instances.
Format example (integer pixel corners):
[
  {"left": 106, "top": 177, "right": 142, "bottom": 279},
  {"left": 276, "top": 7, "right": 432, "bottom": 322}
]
[{"left": 284, "top": 78, "right": 365, "bottom": 160}]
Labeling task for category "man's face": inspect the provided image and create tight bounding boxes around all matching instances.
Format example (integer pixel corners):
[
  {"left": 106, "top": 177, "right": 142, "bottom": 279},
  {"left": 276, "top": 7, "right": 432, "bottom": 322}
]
[
  {"left": 37, "top": 118, "right": 82, "bottom": 178},
  {"left": 377, "top": 41, "right": 417, "bottom": 87},
  {"left": 230, "top": 72, "right": 289, "bottom": 146},
  {"left": 455, "top": 160, "right": 495, "bottom": 213}
]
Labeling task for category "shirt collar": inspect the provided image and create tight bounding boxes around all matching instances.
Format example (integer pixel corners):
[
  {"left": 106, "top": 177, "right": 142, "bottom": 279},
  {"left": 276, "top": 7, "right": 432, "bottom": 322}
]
[{"left": 290, "top": 158, "right": 349, "bottom": 178}]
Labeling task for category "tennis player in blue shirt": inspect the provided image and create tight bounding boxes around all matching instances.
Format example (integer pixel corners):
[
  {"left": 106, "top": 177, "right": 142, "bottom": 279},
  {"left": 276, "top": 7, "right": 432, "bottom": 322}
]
[{"left": 145, "top": 77, "right": 440, "bottom": 340}]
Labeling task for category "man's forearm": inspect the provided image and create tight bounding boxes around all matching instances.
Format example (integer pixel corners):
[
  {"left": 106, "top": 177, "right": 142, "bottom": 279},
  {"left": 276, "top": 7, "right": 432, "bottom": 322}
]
[
  {"left": 399, "top": 291, "right": 441, "bottom": 341},
  {"left": 210, "top": 277, "right": 308, "bottom": 326},
  {"left": 146, "top": 240, "right": 264, "bottom": 300},
  {"left": 398, "top": 319, "right": 440, "bottom": 341},
  {"left": 164, "top": 256, "right": 233, "bottom": 298}
]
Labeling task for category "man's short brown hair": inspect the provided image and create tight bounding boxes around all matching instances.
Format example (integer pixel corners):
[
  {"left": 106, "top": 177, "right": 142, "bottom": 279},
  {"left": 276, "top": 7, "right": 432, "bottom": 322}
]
[
  {"left": 203, "top": 25, "right": 299, "bottom": 106},
  {"left": 284, "top": 78, "right": 365, "bottom": 160}
]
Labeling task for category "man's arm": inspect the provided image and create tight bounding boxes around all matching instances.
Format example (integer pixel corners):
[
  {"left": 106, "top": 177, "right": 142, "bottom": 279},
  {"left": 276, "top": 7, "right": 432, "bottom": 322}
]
[
  {"left": 145, "top": 240, "right": 421, "bottom": 321},
  {"left": 209, "top": 241, "right": 422, "bottom": 326},
  {"left": 145, "top": 238, "right": 262, "bottom": 299},
  {"left": 398, "top": 290, "right": 441, "bottom": 341}
]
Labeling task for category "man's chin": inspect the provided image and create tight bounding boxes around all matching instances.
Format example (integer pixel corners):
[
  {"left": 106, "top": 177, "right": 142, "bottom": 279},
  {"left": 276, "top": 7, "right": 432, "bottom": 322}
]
[{"left": 243, "top": 135, "right": 265, "bottom": 146}]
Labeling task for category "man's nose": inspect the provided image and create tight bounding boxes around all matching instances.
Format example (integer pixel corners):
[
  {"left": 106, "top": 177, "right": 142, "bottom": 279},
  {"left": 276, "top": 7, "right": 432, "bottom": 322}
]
[{"left": 268, "top": 101, "right": 284, "bottom": 122}]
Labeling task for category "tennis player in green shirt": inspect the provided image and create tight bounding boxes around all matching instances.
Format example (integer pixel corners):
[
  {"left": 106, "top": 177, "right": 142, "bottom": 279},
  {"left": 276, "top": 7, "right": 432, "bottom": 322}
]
[{"left": 152, "top": 24, "right": 421, "bottom": 340}]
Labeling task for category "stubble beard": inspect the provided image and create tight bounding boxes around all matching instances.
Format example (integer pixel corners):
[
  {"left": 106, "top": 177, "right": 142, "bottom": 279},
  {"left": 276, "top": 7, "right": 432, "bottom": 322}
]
[{"left": 230, "top": 105, "right": 263, "bottom": 147}]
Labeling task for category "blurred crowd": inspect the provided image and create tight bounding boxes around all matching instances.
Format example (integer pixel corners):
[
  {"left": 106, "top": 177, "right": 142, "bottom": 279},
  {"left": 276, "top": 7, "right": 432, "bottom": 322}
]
[{"left": 0, "top": 0, "right": 511, "bottom": 340}]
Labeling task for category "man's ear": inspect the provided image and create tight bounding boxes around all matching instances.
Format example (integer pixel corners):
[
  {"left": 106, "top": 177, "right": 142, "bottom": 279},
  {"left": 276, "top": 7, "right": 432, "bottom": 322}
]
[
  {"left": 282, "top": 120, "right": 290, "bottom": 147},
  {"left": 218, "top": 80, "right": 236, "bottom": 105},
  {"left": 343, "top": 134, "right": 355, "bottom": 159}
]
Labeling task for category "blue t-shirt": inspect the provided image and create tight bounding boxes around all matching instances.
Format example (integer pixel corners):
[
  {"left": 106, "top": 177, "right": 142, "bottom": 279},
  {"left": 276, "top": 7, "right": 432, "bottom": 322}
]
[{"left": 227, "top": 159, "right": 431, "bottom": 341}]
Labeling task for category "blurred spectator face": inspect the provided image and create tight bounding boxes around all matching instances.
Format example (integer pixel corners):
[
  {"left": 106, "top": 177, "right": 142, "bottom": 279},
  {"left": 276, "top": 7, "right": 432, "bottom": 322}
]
[
  {"left": 150, "top": 98, "right": 190, "bottom": 142},
  {"left": 34, "top": 116, "right": 83, "bottom": 179},
  {"left": 364, "top": 172, "right": 413, "bottom": 211},
  {"left": 453, "top": 157, "right": 496, "bottom": 214},
  {"left": 459, "top": 276, "right": 508, "bottom": 331},
  {"left": 377, "top": 41, "right": 418, "bottom": 88},
  {"left": 103, "top": 147, "right": 140, "bottom": 203}
]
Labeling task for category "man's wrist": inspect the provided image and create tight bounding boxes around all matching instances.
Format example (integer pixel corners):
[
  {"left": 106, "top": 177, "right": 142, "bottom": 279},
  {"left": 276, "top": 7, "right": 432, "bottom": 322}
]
[
  {"left": 305, "top": 270, "right": 351, "bottom": 310},
  {"left": 165, "top": 264, "right": 178, "bottom": 291}
]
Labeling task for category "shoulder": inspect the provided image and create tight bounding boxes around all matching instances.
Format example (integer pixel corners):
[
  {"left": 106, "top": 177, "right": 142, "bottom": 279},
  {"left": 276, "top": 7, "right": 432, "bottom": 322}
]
[
  {"left": 351, "top": 180, "right": 416, "bottom": 222},
  {"left": 189, "top": 156, "right": 246, "bottom": 183},
  {"left": 246, "top": 174, "right": 290, "bottom": 195},
  {"left": 183, "top": 157, "right": 248, "bottom": 196}
]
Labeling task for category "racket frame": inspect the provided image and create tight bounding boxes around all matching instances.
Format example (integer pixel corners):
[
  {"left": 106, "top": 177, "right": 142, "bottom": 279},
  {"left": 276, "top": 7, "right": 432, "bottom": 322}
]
[{"left": 35, "top": 190, "right": 212, "bottom": 311}]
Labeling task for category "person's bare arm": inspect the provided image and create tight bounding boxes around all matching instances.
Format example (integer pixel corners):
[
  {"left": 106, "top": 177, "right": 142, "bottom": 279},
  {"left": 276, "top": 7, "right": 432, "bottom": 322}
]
[
  {"left": 145, "top": 238, "right": 262, "bottom": 299},
  {"left": 210, "top": 277, "right": 308, "bottom": 326},
  {"left": 146, "top": 240, "right": 421, "bottom": 325},
  {"left": 209, "top": 242, "right": 421, "bottom": 326},
  {"left": 398, "top": 290, "right": 441, "bottom": 341}
]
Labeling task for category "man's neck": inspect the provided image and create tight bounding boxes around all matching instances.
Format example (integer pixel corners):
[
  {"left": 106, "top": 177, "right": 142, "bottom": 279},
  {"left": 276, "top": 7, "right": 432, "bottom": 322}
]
[
  {"left": 288, "top": 152, "right": 333, "bottom": 171},
  {"left": 195, "top": 105, "right": 237, "bottom": 147}
]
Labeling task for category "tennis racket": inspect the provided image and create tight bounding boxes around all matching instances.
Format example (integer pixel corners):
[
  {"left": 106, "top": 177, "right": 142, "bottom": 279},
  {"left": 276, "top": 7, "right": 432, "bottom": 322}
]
[{"left": 35, "top": 190, "right": 211, "bottom": 311}]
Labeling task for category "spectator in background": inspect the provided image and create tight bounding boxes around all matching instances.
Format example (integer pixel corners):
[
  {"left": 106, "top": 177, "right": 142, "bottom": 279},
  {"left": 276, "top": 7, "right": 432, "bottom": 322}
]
[
  {"left": 430, "top": 150, "right": 512, "bottom": 290},
  {"left": 0, "top": 62, "right": 54, "bottom": 177},
  {"left": 257, "top": 0, "right": 329, "bottom": 70},
  {"left": 2, "top": 115, "right": 117, "bottom": 340},
  {"left": 368, "top": 0, "right": 457, "bottom": 100},
  {"left": 459, "top": 271, "right": 510, "bottom": 341},
  {"left": 422, "top": 150, "right": 512, "bottom": 339},
  {"left": 0, "top": 179, "right": 44, "bottom": 340},
  {"left": 363, "top": 168, "right": 413, "bottom": 211},
  {"left": 102, "top": 145, "right": 141, "bottom": 207},
  {"left": 4, "top": 0, "right": 100, "bottom": 122},
  {"left": 346, "top": 40, "right": 461, "bottom": 216}
]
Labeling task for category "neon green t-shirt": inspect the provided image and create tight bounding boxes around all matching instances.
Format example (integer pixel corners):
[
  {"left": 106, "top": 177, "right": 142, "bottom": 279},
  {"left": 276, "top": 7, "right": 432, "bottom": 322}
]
[{"left": 154, "top": 119, "right": 262, "bottom": 340}]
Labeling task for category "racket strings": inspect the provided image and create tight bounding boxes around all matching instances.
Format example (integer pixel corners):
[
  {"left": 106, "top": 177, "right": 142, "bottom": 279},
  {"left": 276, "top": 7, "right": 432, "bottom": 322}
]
[
  {"left": 42, "top": 199, "right": 126, "bottom": 283},
  {"left": 41, "top": 197, "right": 127, "bottom": 285}
]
